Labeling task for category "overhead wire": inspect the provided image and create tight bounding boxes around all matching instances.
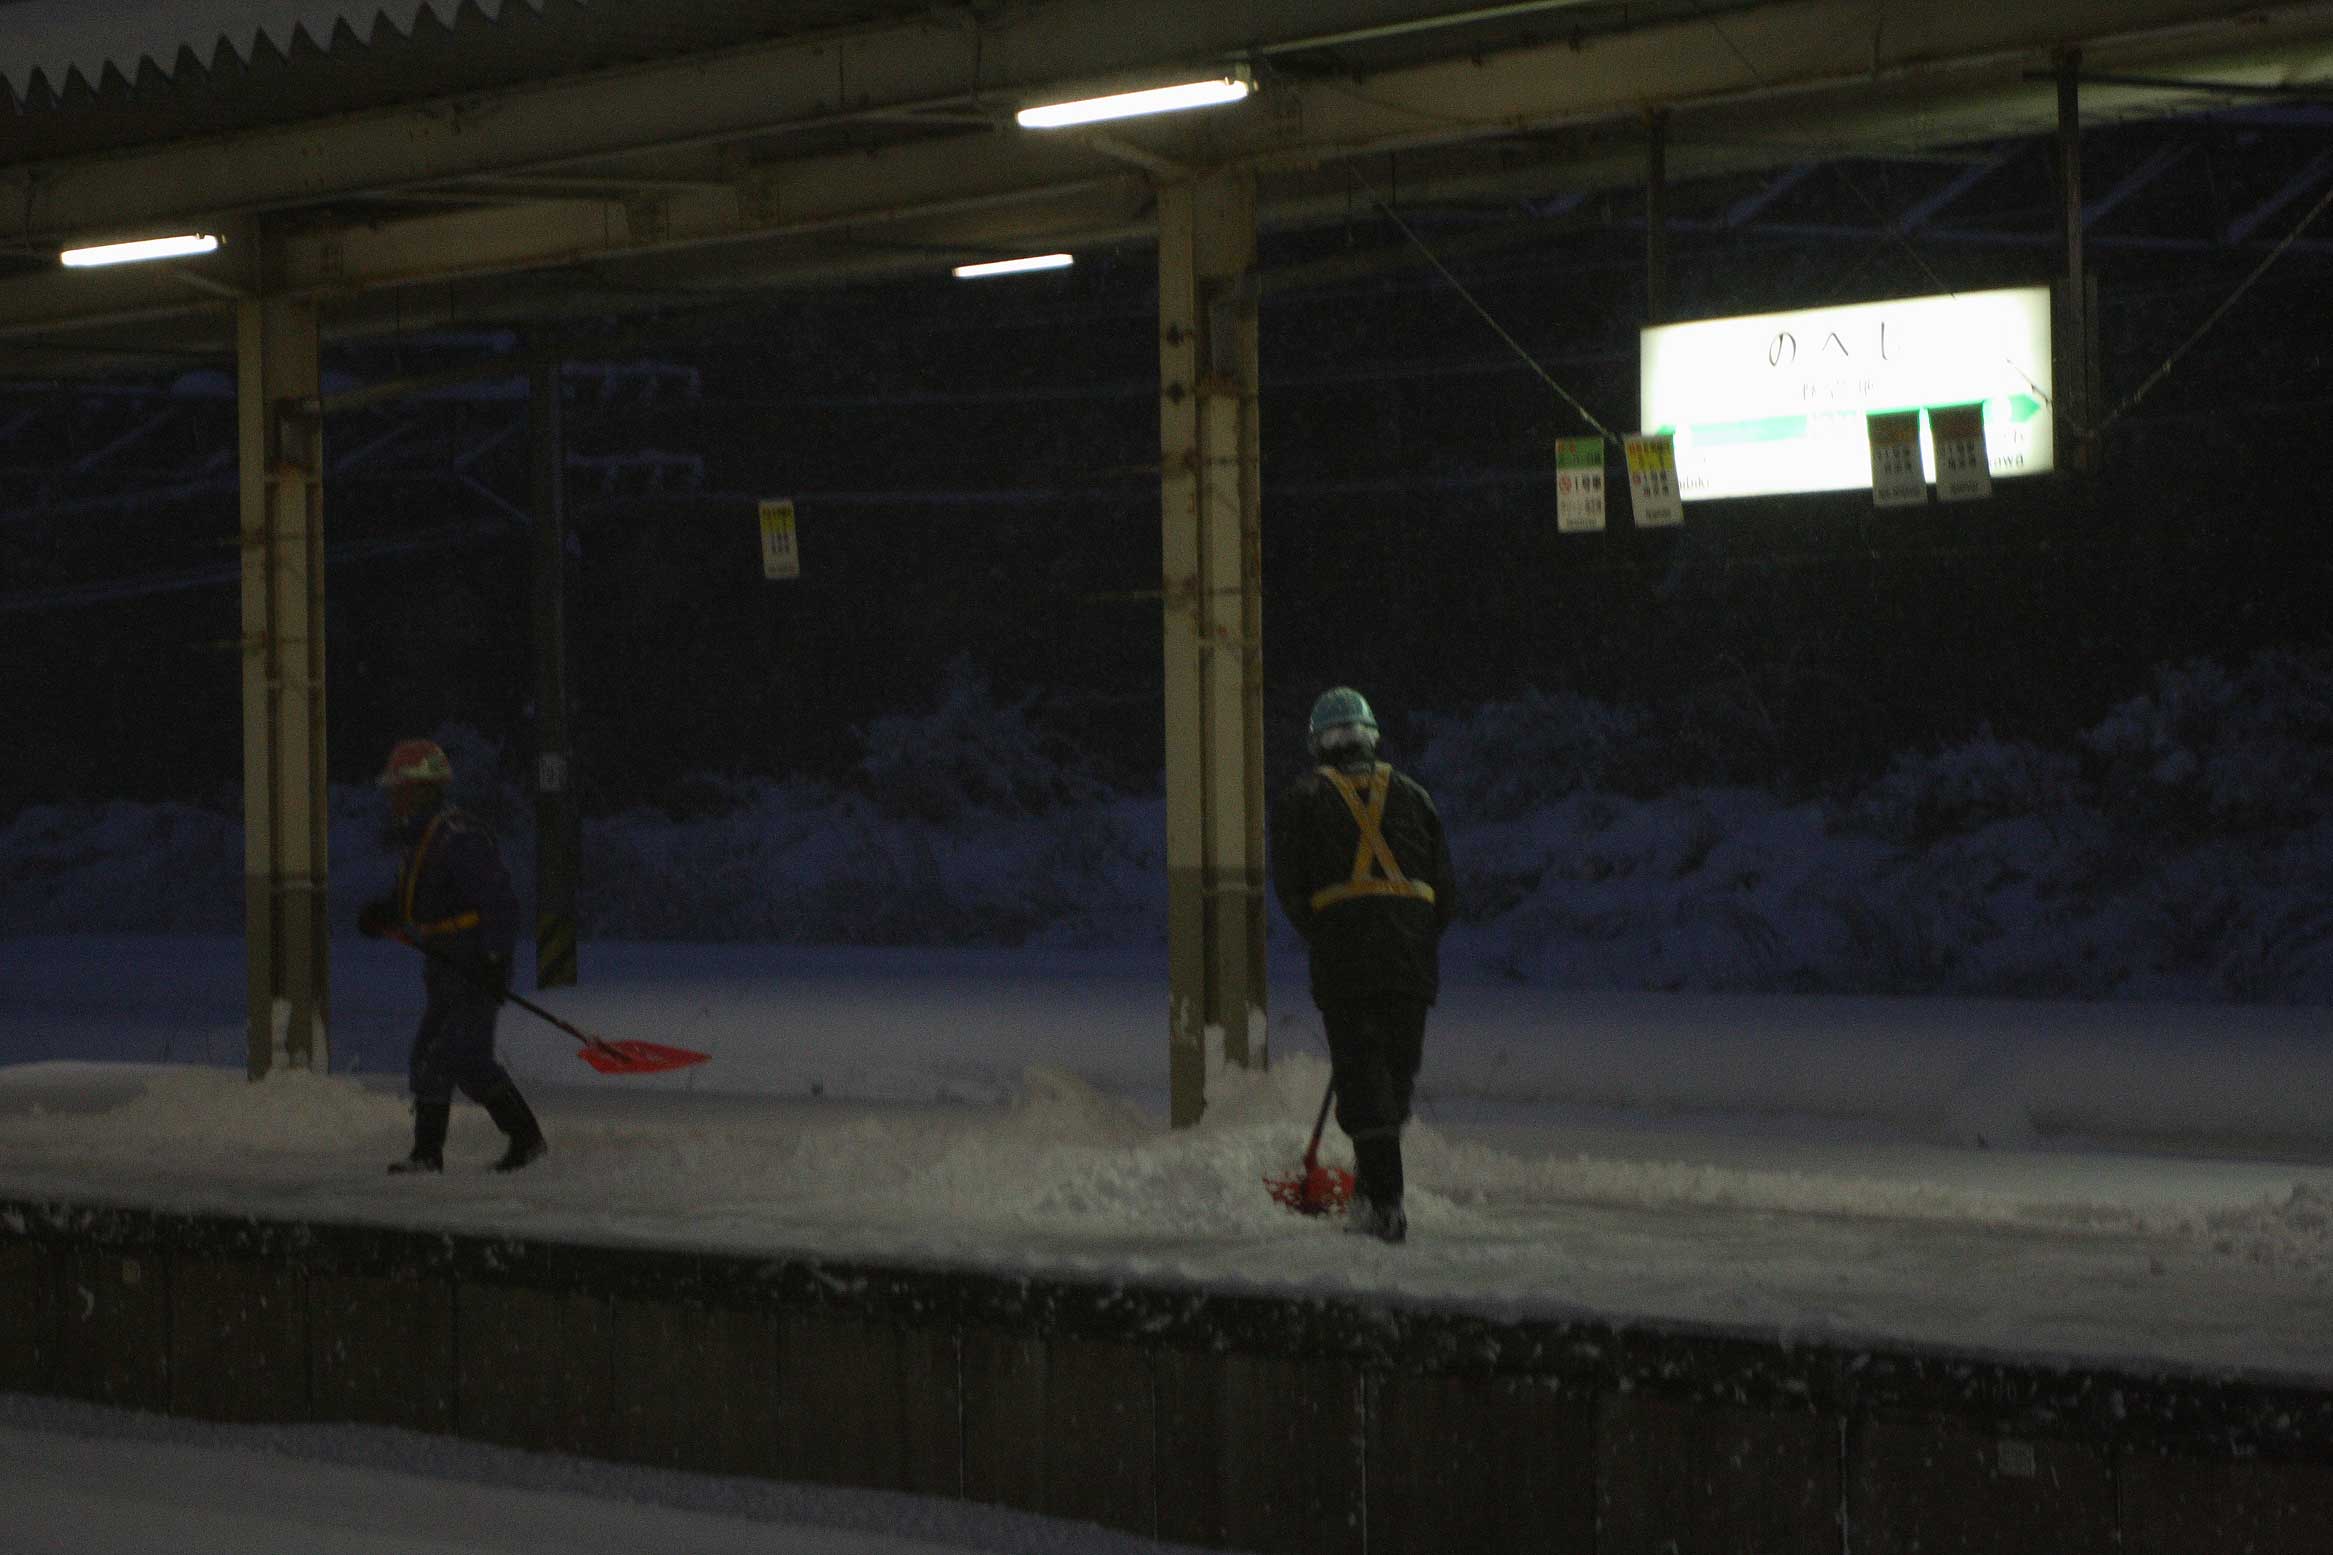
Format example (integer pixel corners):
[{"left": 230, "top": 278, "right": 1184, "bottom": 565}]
[
  {"left": 1341, "top": 162, "right": 1624, "bottom": 444},
  {"left": 1819, "top": 167, "right": 2061, "bottom": 418},
  {"left": 2090, "top": 174, "right": 2333, "bottom": 436}
]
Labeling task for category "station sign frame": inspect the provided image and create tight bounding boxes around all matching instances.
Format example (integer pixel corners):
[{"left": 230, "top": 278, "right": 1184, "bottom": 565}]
[{"left": 1640, "top": 285, "right": 2055, "bottom": 501}]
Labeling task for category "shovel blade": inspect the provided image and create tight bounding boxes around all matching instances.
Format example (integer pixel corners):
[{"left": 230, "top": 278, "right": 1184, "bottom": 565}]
[
  {"left": 1265, "top": 1162, "right": 1355, "bottom": 1216},
  {"left": 578, "top": 1039, "right": 711, "bottom": 1075}
]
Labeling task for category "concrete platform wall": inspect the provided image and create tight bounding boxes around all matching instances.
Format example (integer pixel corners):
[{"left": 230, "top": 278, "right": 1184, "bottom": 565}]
[{"left": 5, "top": 1200, "right": 2331, "bottom": 1554}]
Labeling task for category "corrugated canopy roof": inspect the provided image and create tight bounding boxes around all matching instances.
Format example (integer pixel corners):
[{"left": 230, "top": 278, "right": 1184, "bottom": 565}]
[{"left": 0, "top": 0, "right": 542, "bottom": 100}]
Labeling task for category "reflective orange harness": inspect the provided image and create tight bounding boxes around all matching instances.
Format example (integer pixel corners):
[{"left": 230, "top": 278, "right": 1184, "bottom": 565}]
[
  {"left": 1308, "top": 763, "right": 1437, "bottom": 912},
  {"left": 399, "top": 811, "right": 481, "bottom": 939}
]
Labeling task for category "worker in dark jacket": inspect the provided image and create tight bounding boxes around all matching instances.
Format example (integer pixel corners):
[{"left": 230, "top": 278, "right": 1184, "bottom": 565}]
[
  {"left": 1271, "top": 688, "right": 1456, "bottom": 1243},
  {"left": 359, "top": 737, "right": 547, "bottom": 1174}
]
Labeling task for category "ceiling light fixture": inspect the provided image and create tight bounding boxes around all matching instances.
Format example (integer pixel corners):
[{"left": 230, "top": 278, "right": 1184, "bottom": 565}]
[
  {"left": 61, "top": 233, "right": 222, "bottom": 268},
  {"left": 1016, "top": 71, "right": 1253, "bottom": 130},
  {"left": 952, "top": 253, "right": 1075, "bottom": 279}
]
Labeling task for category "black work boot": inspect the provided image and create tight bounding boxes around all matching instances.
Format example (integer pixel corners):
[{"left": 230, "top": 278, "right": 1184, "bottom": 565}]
[
  {"left": 1344, "top": 1133, "right": 1408, "bottom": 1243},
  {"left": 389, "top": 1100, "right": 449, "bottom": 1174},
  {"left": 479, "top": 1080, "right": 548, "bottom": 1172},
  {"left": 1344, "top": 1197, "right": 1408, "bottom": 1244}
]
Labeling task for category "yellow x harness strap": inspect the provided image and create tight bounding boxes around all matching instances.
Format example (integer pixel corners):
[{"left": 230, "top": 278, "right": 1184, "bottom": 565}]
[
  {"left": 398, "top": 812, "right": 482, "bottom": 939},
  {"left": 1308, "top": 763, "right": 1437, "bottom": 912}
]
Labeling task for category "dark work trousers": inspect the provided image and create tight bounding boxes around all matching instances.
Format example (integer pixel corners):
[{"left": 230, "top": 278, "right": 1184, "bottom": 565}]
[
  {"left": 410, "top": 982, "right": 518, "bottom": 1109},
  {"left": 1321, "top": 996, "right": 1429, "bottom": 1209}
]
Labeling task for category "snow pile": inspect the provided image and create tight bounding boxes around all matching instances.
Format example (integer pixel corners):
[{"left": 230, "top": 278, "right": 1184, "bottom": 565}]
[
  {"left": 13, "top": 1058, "right": 2325, "bottom": 1283},
  {"left": 2202, "top": 1184, "right": 2333, "bottom": 1280},
  {"left": 0, "top": 1064, "right": 415, "bottom": 1170}
]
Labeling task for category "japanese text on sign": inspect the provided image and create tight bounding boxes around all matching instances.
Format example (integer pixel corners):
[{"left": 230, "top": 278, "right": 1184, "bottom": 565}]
[
  {"left": 1555, "top": 437, "right": 1607, "bottom": 533},
  {"left": 1929, "top": 403, "right": 1992, "bottom": 503},
  {"left": 1624, "top": 434, "right": 1683, "bottom": 528},
  {"left": 1866, "top": 411, "right": 1927, "bottom": 509}
]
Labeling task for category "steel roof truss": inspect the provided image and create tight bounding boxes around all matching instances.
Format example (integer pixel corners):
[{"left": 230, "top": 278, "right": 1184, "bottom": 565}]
[{"left": 2225, "top": 145, "right": 2333, "bottom": 241}]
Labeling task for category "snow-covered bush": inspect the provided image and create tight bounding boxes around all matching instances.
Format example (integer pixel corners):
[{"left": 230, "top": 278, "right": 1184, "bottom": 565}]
[
  {"left": 1843, "top": 731, "right": 2087, "bottom": 847},
  {"left": 1812, "top": 807, "right": 2123, "bottom": 998},
  {"left": 2132, "top": 827, "right": 2333, "bottom": 1002},
  {"left": 1411, "top": 688, "right": 1648, "bottom": 820},
  {"left": 2082, "top": 651, "right": 2333, "bottom": 837},
  {"left": 13, "top": 653, "right": 2333, "bottom": 997},
  {"left": 580, "top": 784, "right": 1161, "bottom": 946},
  {"left": 0, "top": 801, "right": 242, "bottom": 934},
  {"left": 2213, "top": 887, "right": 2333, "bottom": 1004},
  {"left": 855, "top": 655, "right": 1111, "bottom": 826},
  {"left": 1464, "top": 788, "right": 1848, "bottom": 991}
]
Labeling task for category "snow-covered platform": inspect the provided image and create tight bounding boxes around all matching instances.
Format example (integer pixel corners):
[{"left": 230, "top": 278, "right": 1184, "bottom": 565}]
[{"left": 6, "top": 936, "right": 2333, "bottom": 1550}]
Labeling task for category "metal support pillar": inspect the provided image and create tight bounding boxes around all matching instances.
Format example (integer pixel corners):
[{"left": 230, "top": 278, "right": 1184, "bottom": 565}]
[
  {"left": 1159, "top": 172, "right": 1267, "bottom": 1128},
  {"left": 2055, "top": 49, "right": 2093, "bottom": 468},
  {"left": 237, "top": 297, "right": 329, "bottom": 1078},
  {"left": 531, "top": 359, "right": 580, "bottom": 988},
  {"left": 1646, "top": 109, "right": 1670, "bottom": 325}
]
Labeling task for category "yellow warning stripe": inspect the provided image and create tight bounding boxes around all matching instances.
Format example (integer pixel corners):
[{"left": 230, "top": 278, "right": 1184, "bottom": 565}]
[
  {"left": 1308, "top": 763, "right": 1436, "bottom": 911},
  {"left": 397, "top": 812, "right": 481, "bottom": 937}
]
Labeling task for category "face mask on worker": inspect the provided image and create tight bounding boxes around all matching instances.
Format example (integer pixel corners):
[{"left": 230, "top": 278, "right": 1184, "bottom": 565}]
[
  {"left": 1306, "top": 687, "right": 1381, "bottom": 766},
  {"left": 1309, "top": 722, "right": 1380, "bottom": 766},
  {"left": 380, "top": 782, "right": 446, "bottom": 845}
]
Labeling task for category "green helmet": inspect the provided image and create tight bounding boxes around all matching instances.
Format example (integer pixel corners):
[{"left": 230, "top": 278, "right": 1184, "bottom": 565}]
[{"left": 1308, "top": 687, "right": 1379, "bottom": 756}]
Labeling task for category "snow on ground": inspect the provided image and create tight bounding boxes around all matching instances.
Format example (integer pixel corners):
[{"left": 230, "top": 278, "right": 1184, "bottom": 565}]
[
  {"left": 0, "top": 1395, "right": 1214, "bottom": 1555},
  {"left": 4, "top": 934, "right": 2332, "bottom": 1384}
]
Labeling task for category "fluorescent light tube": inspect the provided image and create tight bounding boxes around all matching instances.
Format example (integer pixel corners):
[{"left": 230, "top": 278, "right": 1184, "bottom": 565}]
[
  {"left": 952, "top": 253, "right": 1075, "bottom": 279},
  {"left": 61, "top": 233, "right": 222, "bottom": 268},
  {"left": 1016, "top": 75, "right": 1252, "bottom": 129}
]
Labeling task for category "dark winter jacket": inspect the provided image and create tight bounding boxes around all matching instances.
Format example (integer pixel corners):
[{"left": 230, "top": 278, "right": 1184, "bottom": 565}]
[
  {"left": 387, "top": 802, "right": 519, "bottom": 1005},
  {"left": 1272, "top": 759, "right": 1456, "bottom": 1008}
]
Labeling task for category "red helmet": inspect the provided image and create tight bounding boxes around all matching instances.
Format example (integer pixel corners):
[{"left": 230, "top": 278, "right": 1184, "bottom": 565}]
[{"left": 376, "top": 737, "right": 453, "bottom": 789}]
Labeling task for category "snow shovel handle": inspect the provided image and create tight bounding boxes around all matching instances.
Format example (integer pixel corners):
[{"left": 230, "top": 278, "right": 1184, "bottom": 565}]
[
  {"left": 402, "top": 937, "right": 622, "bottom": 1057},
  {"left": 1305, "top": 1078, "right": 1337, "bottom": 1164}
]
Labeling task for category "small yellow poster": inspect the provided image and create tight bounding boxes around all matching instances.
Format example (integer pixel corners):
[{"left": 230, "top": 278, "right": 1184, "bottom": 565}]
[
  {"left": 1624, "top": 434, "right": 1683, "bottom": 528},
  {"left": 758, "top": 498, "right": 799, "bottom": 580}
]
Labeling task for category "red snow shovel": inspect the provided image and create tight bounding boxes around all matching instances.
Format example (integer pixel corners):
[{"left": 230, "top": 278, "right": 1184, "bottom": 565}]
[
  {"left": 1265, "top": 1079, "right": 1355, "bottom": 1216},
  {"left": 404, "top": 938, "right": 710, "bottom": 1075},
  {"left": 515, "top": 991, "right": 710, "bottom": 1077}
]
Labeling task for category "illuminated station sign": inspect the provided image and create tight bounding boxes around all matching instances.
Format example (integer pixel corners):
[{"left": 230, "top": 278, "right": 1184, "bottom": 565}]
[{"left": 1640, "top": 286, "right": 2055, "bottom": 501}]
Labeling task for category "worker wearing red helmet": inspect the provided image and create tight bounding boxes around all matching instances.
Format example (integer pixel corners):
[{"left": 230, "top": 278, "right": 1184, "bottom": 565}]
[{"left": 358, "top": 737, "right": 547, "bottom": 1174}]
